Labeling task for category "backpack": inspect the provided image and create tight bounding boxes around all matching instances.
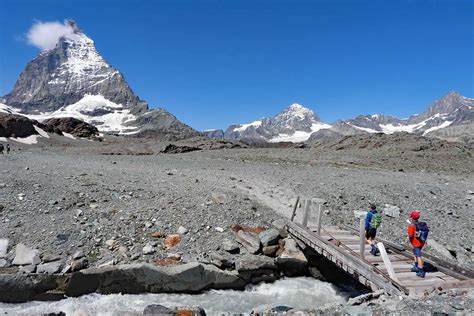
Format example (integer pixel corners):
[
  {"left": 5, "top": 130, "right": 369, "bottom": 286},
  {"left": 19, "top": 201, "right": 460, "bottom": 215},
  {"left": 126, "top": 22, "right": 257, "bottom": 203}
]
[
  {"left": 415, "top": 221, "right": 429, "bottom": 243},
  {"left": 371, "top": 213, "right": 382, "bottom": 229}
]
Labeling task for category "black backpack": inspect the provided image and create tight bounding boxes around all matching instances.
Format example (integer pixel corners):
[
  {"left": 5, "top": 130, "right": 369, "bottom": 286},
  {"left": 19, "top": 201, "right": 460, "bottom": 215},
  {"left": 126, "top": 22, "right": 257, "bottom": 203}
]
[{"left": 415, "top": 221, "right": 429, "bottom": 243}]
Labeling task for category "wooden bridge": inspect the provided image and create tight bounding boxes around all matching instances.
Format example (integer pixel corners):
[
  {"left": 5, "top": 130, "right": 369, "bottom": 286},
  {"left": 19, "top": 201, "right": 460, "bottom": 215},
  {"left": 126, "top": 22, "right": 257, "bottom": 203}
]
[{"left": 286, "top": 198, "right": 474, "bottom": 295}]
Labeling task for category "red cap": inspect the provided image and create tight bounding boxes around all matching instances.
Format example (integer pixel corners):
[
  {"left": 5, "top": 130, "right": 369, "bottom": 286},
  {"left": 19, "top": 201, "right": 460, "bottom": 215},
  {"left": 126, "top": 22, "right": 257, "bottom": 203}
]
[{"left": 410, "top": 211, "right": 420, "bottom": 220}]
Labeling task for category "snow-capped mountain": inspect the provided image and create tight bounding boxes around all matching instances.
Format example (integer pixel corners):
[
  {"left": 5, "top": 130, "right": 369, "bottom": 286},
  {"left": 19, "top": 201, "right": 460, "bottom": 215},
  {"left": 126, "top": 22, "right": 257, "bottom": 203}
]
[
  {"left": 224, "top": 103, "right": 331, "bottom": 143},
  {"left": 221, "top": 92, "right": 473, "bottom": 143},
  {"left": 330, "top": 91, "right": 473, "bottom": 137},
  {"left": 1, "top": 20, "right": 197, "bottom": 139}
]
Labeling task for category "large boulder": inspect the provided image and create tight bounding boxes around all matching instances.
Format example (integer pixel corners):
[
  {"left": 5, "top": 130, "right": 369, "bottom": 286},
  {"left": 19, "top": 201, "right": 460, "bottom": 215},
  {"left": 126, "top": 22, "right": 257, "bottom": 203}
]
[
  {"left": 234, "top": 254, "right": 278, "bottom": 284},
  {"left": 66, "top": 262, "right": 246, "bottom": 297},
  {"left": 0, "top": 273, "right": 64, "bottom": 303},
  {"left": 12, "top": 244, "right": 41, "bottom": 266},
  {"left": 160, "top": 144, "right": 201, "bottom": 154},
  {"left": 276, "top": 238, "right": 308, "bottom": 277},
  {"left": 42, "top": 117, "right": 99, "bottom": 138},
  {"left": 426, "top": 239, "right": 456, "bottom": 260},
  {"left": 235, "top": 231, "right": 261, "bottom": 254},
  {"left": 0, "top": 113, "right": 38, "bottom": 138}
]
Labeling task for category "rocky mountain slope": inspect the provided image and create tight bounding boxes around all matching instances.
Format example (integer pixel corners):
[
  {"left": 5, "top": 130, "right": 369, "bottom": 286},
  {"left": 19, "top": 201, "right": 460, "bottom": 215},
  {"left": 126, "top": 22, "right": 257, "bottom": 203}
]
[
  {"left": 224, "top": 103, "right": 331, "bottom": 143},
  {"left": 1, "top": 20, "right": 197, "bottom": 140},
  {"left": 221, "top": 92, "right": 473, "bottom": 144}
]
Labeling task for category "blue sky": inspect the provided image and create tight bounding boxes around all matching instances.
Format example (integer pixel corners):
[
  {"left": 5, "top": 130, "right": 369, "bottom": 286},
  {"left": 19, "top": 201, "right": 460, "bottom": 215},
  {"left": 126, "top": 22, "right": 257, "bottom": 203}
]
[{"left": 0, "top": 0, "right": 472, "bottom": 130}]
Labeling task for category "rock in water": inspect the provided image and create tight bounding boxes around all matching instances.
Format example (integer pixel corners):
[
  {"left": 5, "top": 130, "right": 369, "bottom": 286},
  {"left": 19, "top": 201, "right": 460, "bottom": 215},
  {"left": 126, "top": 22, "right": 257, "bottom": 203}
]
[
  {"left": 12, "top": 244, "right": 41, "bottom": 266},
  {"left": 143, "top": 304, "right": 174, "bottom": 315},
  {"left": 235, "top": 231, "right": 261, "bottom": 254},
  {"left": 66, "top": 262, "right": 246, "bottom": 297},
  {"left": 234, "top": 254, "right": 278, "bottom": 284}
]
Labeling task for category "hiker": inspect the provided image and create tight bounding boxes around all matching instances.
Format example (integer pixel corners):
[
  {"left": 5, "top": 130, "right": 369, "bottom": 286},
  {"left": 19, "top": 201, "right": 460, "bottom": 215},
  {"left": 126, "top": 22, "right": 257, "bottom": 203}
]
[
  {"left": 0, "top": 143, "right": 4, "bottom": 155},
  {"left": 408, "top": 211, "right": 429, "bottom": 278},
  {"left": 365, "top": 203, "right": 382, "bottom": 255},
  {"left": 6, "top": 144, "right": 10, "bottom": 154}
]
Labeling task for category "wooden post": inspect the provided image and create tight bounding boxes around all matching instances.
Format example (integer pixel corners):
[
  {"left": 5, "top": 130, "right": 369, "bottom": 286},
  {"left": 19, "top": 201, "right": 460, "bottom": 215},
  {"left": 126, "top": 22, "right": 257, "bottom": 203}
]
[
  {"left": 359, "top": 218, "right": 365, "bottom": 259},
  {"left": 302, "top": 199, "right": 311, "bottom": 228},
  {"left": 312, "top": 198, "right": 326, "bottom": 235},
  {"left": 290, "top": 196, "right": 300, "bottom": 222},
  {"left": 314, "top": 203, "right": 323, "bottom": 234},
  {"left": 377, "top": 242, "right": 399, "bottom": 282}
]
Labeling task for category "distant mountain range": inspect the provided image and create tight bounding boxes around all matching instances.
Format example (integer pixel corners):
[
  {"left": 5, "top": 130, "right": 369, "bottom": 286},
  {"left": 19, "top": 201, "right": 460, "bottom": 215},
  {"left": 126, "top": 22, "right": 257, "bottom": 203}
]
[
  {"left": 1, "top": 20, "right": 472, "bottom": 144},
  {"left": 205, "top": 91, "right": 473, "bottom": 143},
  {"left": 1, "top": 20, "right": 198, "bottom": 140}
]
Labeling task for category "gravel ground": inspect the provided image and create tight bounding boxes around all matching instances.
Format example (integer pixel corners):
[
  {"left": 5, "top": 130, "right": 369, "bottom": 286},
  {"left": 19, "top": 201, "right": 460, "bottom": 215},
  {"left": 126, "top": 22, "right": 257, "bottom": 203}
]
[{"left": 0, "top": 136, "right": 473, "bottom": 271}]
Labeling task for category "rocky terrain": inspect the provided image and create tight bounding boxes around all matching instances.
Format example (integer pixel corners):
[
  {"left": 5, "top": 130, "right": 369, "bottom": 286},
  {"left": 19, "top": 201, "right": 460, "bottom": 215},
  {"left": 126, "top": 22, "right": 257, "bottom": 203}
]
[{"left": 0, "top": 132, "right": 473, "bottom": 312}]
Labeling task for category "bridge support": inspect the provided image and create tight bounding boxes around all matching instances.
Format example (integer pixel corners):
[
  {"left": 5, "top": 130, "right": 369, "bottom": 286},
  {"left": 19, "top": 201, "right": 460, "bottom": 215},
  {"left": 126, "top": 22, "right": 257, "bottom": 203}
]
[
  {"left": 302, "top": 199, "right": 311, "bottom": 228},
  {"left": 359, "top": 218, "right": 365, "bottom": 259}
]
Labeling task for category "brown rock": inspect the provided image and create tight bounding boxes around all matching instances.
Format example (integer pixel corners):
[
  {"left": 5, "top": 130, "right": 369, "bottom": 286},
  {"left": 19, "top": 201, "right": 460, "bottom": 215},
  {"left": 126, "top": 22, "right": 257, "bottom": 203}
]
[
  {"left": 164, "top": 234, "right": 182, "bottom": 250},
  {"left": 151, "top": 232, "right": 164, "bottom": 238},
  {"left": 152, "top": 258, "right": 180, "bottom": 267}
]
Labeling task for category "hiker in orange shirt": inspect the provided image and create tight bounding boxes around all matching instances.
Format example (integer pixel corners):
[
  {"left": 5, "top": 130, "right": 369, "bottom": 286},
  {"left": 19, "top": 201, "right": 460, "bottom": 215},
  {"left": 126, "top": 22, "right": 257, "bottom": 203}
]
[{"left": 408, "top": 211, "right": 429, "bottom": 278}]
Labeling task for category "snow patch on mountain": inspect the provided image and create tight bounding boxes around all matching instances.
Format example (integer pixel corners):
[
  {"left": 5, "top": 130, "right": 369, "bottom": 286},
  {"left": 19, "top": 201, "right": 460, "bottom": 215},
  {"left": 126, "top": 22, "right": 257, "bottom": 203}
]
[
  {"left": 2, "top": 95, "right": 138, "bottom": 134},
  {"left": 423, "top": 121, "right": 453, "bottom": 135},
  {"left": 348, "top": 124, "right": 378, "bottom": 134},
  {"left": 268, "top": 122, "right": 332, "bottom": 143},
  {"left": 233, "top": 120, "right": 262, "bottom": 132}
]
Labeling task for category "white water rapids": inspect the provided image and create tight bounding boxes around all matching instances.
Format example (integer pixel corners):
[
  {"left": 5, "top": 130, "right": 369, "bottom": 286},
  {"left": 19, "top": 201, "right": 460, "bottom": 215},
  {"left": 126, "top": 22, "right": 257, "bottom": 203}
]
[{"left": 0, "top": 277, "right": 350, "bottom": 315}]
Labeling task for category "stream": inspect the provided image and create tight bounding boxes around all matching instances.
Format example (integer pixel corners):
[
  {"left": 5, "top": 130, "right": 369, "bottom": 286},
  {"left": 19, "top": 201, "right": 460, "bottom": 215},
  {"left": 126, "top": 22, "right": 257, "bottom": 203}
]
[{"left": 0, "top": 277, "right": 357, "bottom": 315}]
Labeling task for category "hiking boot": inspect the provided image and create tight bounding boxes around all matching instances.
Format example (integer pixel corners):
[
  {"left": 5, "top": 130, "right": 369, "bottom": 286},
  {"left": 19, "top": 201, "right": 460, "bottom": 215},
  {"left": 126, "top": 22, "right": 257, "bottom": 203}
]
[
  {"left": 416, "top": 270, "right": 426, "bottom": 278},
  {"left": 411, "top": 265, "right": 421, "bottom": 272}
]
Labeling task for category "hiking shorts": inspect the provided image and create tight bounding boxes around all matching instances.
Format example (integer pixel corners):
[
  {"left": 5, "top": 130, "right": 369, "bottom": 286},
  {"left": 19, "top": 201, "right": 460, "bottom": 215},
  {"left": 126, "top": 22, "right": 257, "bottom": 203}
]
[
  {"left": 413, "top": 247, "right": 423, "bottom": 258},
  {"left": 365, "top": 228, "right": 377, "bottom": 239}
]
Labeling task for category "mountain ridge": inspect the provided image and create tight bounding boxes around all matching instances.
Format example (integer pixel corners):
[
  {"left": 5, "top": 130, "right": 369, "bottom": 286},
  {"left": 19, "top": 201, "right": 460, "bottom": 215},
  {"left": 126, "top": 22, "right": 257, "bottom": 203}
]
[
  {"left": 216, "top": 91, "right": 473, "bottom": 143},
  {"left": 2, "top": 20, "right": 198, "bottom": 140}
]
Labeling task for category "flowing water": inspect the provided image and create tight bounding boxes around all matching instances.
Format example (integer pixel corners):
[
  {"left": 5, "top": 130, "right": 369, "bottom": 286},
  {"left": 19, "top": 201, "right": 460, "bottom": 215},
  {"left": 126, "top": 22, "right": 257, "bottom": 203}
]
[{"left": 0, "top": 277, "right": 354, "bottom": 315}]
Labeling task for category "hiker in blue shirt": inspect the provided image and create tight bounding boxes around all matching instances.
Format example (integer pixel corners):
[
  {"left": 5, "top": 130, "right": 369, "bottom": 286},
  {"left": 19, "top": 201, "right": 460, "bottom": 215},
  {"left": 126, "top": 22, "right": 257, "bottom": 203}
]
[{"left": 365, "top": 203, "right": 382, "bottom": 256}]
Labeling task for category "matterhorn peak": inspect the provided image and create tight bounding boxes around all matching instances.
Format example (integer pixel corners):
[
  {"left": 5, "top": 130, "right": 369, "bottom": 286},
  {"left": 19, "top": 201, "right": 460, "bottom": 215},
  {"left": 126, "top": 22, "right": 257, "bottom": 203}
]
[{"left": 65, "top": 19, "right": 82, "bottom": 34}]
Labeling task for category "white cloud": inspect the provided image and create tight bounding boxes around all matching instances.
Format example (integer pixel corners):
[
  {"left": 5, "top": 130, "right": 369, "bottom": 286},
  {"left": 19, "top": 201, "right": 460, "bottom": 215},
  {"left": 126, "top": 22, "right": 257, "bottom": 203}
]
[{"left": 26, "top": 20, "right": 76, "bottom": 51}]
